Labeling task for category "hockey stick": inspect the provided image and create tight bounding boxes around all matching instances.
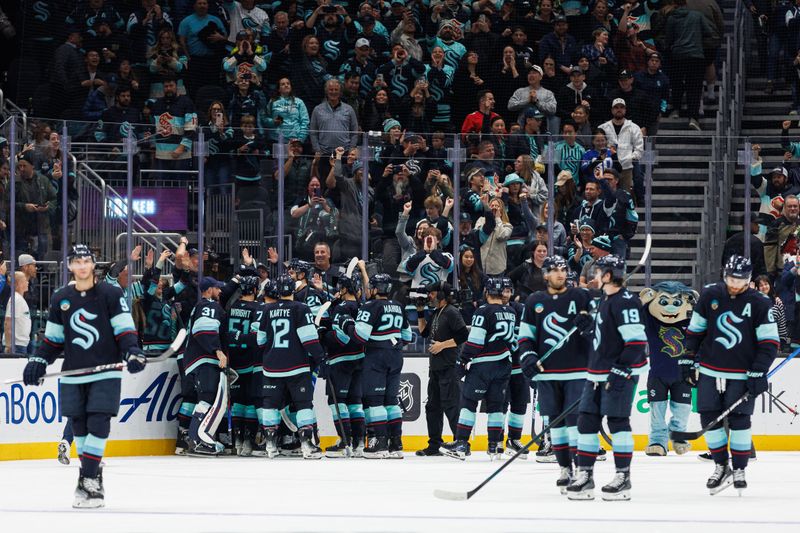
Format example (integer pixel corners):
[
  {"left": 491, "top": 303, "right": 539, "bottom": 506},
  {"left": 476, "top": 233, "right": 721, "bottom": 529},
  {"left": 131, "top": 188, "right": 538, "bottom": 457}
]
[
  {"left": 280, "top": 406, "right": 299, "bottom": 433},
  {"left": 623, "top": 233, "right": 652, "bottom": 284},
  {"left": 4, "top": 329, "right": 187, "bottom": 384},
  {"left": 433, "top": 397, "right": 581, "bottom": 501},
  {"left": 670, "top": 348, "right": 799, "bottom": 442},
  {"left": 765, "top": 389, "right": 799, "bottom": 420},
  {"left": 325, "top": 371, "right": 353, "bottom": 457}
]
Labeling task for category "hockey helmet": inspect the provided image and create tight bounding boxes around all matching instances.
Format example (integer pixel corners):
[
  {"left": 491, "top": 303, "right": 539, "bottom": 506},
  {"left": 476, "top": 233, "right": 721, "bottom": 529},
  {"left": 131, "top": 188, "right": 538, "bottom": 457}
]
[
  {"left": 287, "top": 258, "right": 312, "bottom": 277},
  {"left": 337, "top": 273, "right": 362, "bottom": 294},
  {"left": 594, "top": 254, "right": 626, "bottom": 281},
  {"left": 275, "top": 274, "right": 295, "bottom": 297},
  {"left": 542, "top": 255, "right": 568, "bottom": 274},
  {"left": 263, "top": 279, "right": 279, "bottom": 300},
  {"left": 369, "top": 273, "right": 393, "bottom": 296},
  {"left": 485, "top": 276, "right": 505, "bottom": 297},
  {"left": 68, "top": 244, "right": 96, "bottom": 264},
  {"left": 239, "top": 275, "right": 259, "bottom": 296},
  {"left": 723, "top": 255, "right": 752, "bottom": 280}
]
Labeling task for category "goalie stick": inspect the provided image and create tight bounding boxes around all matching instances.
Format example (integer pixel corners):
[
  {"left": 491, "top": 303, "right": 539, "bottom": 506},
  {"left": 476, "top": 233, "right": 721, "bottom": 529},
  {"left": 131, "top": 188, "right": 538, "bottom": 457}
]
[
  {"left": 4, "top": 329, "right": 188, "bottom": 384},
  {"left": 433, "top": 397, "right": 581, "bottom": 501},
  {"left": 669, "top": 347, "right": 799, "bottom": 442}
]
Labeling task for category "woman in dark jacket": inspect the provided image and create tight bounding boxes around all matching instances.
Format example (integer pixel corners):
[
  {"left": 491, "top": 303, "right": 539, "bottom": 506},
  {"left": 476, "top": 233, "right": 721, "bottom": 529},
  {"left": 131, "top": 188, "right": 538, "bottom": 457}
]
[
  {"left": 452, "top": 51, "right": 491, "bottom": 126},
  {"left": 361, "top": 88, "right": 395, "bottom": 133},
  {"left": 458, "top": 246, "right": 487, "bottom": 323},
  {"left": 291, "top": 35, "right": 331, "bottom": 108}
]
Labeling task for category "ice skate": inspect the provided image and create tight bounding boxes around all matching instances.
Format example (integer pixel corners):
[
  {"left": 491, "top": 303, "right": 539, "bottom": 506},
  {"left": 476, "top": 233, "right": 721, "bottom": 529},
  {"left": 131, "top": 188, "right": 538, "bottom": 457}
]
[
  {"left": 596, "top": 447, "right": 607, "bottom": 461},
  {"left": 707, "top": 463, "right": 733, "bottom": 495},
  {"left": 557, "top": 466, "right": 573, "bottom": 495},
  {"left": 278, "top": 434, "right": 302, "bottom": 457},
  {"left": 363, "top": 436, "right": 389, "bottom": 459},
  {"left": 387, "top": 437, "right": 404, "bottom": 459},
  {"left": 645, "top": 443, "right": 667, "bottom": 456},
  {"left": 672, "top": 440, "right": 691, "bottom": 455},
  {"left": 601, "top": 470, "right": 632, "bottom": 501},
  {"left": 505, "top": 439, "right": 529, "bottom": 459},
  {"left": 535, "top": 434, "right": 556, "bottom": 463},
  {"left": 566, "top": 468, "right": 595, "bottom": 500},
  {"left": 174, "top": 429, "right": 190, "bottom": 456},
  {"left": 73, "top": 471, "right": 104, "bottom": 509},
  {"left": 440, "top": 440, "right": 470, "bottom": 461},
  {"left": 298, "top": 429, "right": 321, "bottom": 459},
  {"left": 57, "top": 439, "right": 71, "bottom": 465},
  {"left": 188, "top": 439, "right": 224, "bottom": 457},
  {"left": 415, "top": 446, "right": 442, "bottom": 457},
  {"left": 353, "top": 439, "right": 365, "bottom": 458},
  {"left": 487, "top": 441, "right": 503, "bottom": 460},
  {"left": 238, "top": 430, "right": 254, "bottom": 457},
  {"left": 733, "top": 469, "right": 747, "bottom": 496},
  {"left": 325, "top": 438, "right": 352, "bottom": 458}
]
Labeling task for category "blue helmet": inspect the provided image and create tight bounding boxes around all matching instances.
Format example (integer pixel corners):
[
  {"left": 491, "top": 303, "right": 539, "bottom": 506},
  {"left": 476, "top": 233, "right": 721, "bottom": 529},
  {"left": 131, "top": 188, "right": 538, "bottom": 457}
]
[
  {"left": 288, "top": 258, "right": 312, "bottom": 277},
  {"left": 274, "top": 274, "right": 295, "bottom": 297},
  {"left": 500, "top": 277, "right": 514, "bottom": 291},
  {"left": 337, "top": 273, "right": 361, "bottom": 294},
  {"left": 594, "top": 254, "right": 626, "bottom": 281},
  {"left": 723, "top": 255, "right": 752, "bottom": 280},
  {"left": 485, "top": 276, "right": 505, "bottom": 297},
  {"left": 369, "top": 273, "right": 393, "bottom": 295},
  {"left": 239, "top": 275, "right": 259, "bottom": 296}
]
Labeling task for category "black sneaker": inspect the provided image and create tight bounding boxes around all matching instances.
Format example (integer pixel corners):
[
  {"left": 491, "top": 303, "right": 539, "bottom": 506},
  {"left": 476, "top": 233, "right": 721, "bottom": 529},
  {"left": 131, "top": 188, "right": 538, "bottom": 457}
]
[
  {"left": 440, "top": 440, "right": 471, "bottom": 460},
  {"left": 601, "top": 470, "right": 632, "bottom": 501},
  {"left": 363, "top": 436, "right": 389, "bottom": 459},
  {"left": 415, "top": 446, "right": 443, "bottom": 457},
  {"left": 707, "top": 463, "right": 733, "bottom": 495},
  {"left": 73, "top": 470, "right": 104, "bottom": 509},
  {"left": 325, "top": 438, "right": 352, "bottom": 458},
  {"left": 566, "top": 468, "right": 595, "bottom": 500},
  {"left": 387, "top": 437, "right": 404, "bottom": 459}
]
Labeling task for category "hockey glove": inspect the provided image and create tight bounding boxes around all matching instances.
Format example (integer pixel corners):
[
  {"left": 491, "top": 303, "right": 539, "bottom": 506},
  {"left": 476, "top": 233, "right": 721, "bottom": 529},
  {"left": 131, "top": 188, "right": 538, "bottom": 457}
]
[
  {"left": 332, "top": 313, "right": 355, "bottom": 338},
  {"left": 455, "top": 357, "right": 470, "bottom": 379},
  {"left": 520, "top": 351, "right": 544, "bottom": 379},
  {"left": 574, "top": 312, "right": 595, "bottom": 340},
  {"left": 605, "top": 365, "right": 632, "bottom": 392},
  {"left": 23, "top": 357, "right": 48, "bottom": 386},
  {"left": 678, "top": 353, "right": 699, "bottom": 387},
  {"left": 124, "top": 348, "right": 147, "bottom": 374},
  {"left": 746, "top": 370, "right": 769, "bottom": 398}
]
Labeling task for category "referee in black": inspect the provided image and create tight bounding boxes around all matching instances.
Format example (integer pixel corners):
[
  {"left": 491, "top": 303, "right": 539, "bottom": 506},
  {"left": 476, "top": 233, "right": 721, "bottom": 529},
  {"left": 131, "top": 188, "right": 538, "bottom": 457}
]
[{"left": 415, "top": 282, "right": 469, "bottom": 456}]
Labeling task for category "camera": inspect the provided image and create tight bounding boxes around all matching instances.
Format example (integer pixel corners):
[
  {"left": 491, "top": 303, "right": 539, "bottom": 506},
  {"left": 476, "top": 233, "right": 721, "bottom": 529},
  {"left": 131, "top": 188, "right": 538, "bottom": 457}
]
[
  {"left": 415, "top": 296, "right": 428, "bottom": 308},
  {"left": 323, "top": 5, "right": 337, "bottom": 13}
]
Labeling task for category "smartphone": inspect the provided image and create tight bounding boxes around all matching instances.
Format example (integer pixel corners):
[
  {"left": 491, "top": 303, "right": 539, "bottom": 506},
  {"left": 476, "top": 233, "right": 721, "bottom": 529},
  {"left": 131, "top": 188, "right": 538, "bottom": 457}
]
[
  {"left": 313, "top": 187, "right": 321, "bottom": 198},
  {"left": 376, "top": 73, "right": 384, "bottom": 84}
]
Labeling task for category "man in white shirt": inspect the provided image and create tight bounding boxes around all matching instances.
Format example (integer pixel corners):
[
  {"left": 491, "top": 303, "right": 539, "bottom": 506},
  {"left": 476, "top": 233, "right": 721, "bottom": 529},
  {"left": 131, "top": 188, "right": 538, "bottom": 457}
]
[
  {"left": 4, "top": 272, "right": 31, "bottom": 355},
  {"left": 599, "top": 98, "right": 644, "bottom": 199}
]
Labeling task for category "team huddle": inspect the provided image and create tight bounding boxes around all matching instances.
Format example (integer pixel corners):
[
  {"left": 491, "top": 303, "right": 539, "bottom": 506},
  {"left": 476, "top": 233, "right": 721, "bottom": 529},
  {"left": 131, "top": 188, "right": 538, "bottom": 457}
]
[{"left": 21, "top": 244, "right": 779, "bottom": 508}]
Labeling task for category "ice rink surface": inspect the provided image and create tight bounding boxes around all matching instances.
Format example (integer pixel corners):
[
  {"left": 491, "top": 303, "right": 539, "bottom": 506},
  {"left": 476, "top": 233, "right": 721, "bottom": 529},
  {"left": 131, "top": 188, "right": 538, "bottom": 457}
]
[{"left": 1, "top": 452, "right": 799, "bottom": 532}]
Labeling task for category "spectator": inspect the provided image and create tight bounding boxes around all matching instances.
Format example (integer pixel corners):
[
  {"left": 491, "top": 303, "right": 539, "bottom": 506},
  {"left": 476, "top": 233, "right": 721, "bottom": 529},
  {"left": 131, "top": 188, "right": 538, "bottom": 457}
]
[
  {"left": 178, "top": 0, "right": 228, "bottom": 99},
  {"left": 67, "top": 0, "right": 124, "bottom": 40},
  {"left": 277, "top": 139, "right": 313, "bottom": 217},
  {"left": 148, "top": 29, "right": 189, "bottom": 99},
  {"left": 453, "top": 52, "right": 492, "bottom": 125},
  {"left": 579, "top": 234, "right": 613, "bottom": 288},
  {"left": 509, "top": 26, "right": 536, "bottom": 69},
  {"left": 149, "top": 74, "right": 197, "bottom": 175},
  {"left": 291, "top": 177, "right": 339, "bottom": 261},
  {"left": 554, "top": 170, "right": 579, "bottom": 227},
  {"left": 400, "top": 226, "right": 454, "bottom": 318},
  {"left": 308, "top": 3, "right": 358, "bottom": 71},
  {"left": 465, "top": 14, "right": 502, "bottom": 66},
  {"left": 507, "top": 107, "right": 547, "bottom": 161},
  {"left": 507, "top": 65, "right": 557, "bottom": 131},
  {"left": 579, "top": 128, "right": 618, "bottom": 186},
  {"left": 51, "top": 28, "right": 86, "bottom": 118},
  {"left": 634, "top": 52, "right": 670, "bottom": 122},
  {"left": 502, "top": 173, "right": 531, "bottom": 263},
  {"left": 495, "top": 46, "right": 524, "bottom": 123},
  {"left": 687, "top": 0, "right": 724, "bottom": 105},
  {"left": 535, "top": 201, "right": 568, "bottom": 256},
  {"left": 395, "top": 202, "right": 428, "bottom": 282},
  {"left": 457, "top": 245, "right": 487, "bottom": 321},
  {"left": 571, "top": 104, "right": 594, "bottom": 147},
  {"left": 612, "top": 3, "right": 658, "bottom": 74},
  {"left": 599, "top": 98, "right": 644, "bottom": 196},
  {"left": 310, "top": 79, "right": 360, "bottom": 160},
  {"left": 665, "top": 0, "right": 716, "bottom": 131},
  {"left": 461, "top": 88, "right": 500, "bottom": 144},
  {"left": 340, "top": 38, "right": 379, "bottom": 100},
  {"left": 529, "top": 0, "right": 558, "bottom": 46},
  {"left": 469, "top": 140, "right": 503, "bottom": 179},
  {"left": 763, "top": 194, "right": 800, "bottom": 275},
  {"left": 78, "top": 50, "right": 108, "bottom": 104},
  {"left": 230, "top": 114, "right": 267, "bottom": 186},
  {"left": 754, "top": 275, "right": 789, "bottom": 347},
  {"left": 222, "top": 29, "right": 268, "bottom": 87},
  {"left": 361, "top": 89, "right": 395, "bottom": 133},
  {"left": 749, "top": 143, "right": 800, "bottom": 239},
  {"left": 226, "top": 75, "right": 268, "bottom": 130},
  {"left": 265, "top": 78, "right": 310, "bottom": 143},
  {"left": 115, "top": 59, "right": 145, "bottom": 108},
  {"left": 556, "top": 66, "right": 601, "bottom": 122},
  {"left": 461, "top": 167, "right": 489, "bottom": 223},
  {"left": 572, "top": 179, "right": 608, "bottom": 234},
  {"left": 567, "top": 217, "right": 598, "bottom": 273},
  {"left": 477, "top": 197, "right": 513, "bottom": 275},
  {"left": 538, "top": 14, "right": 578, "bottom": 76},
  {"left": 508, "top": 240, "right": 548, "bottom": 301},
  {"left": 14, "top": 152, "right": 57, "bottom": 259},
  {"left": 377, "top": 172, "right": 422, "bottom": 275},
  {"left": 581, "top": 28, "right": 617, "bottom": 87},
  {"left": 720, "top": 221, "right": 767, "bottom": 279},
  {"left": 127, "top": 0, "right": 174, "bottom": 67},
  {"left": 223, "top": 0, "right": 270, "bottom": 43},
  {"left": 204, "top": 100, "right": 233, "bottom": 187},
  {"left": 554, "top": 123, "right": 586, "bottom": 183},
  {"left": 599, "top": 167, "right": 639, "bottom": 259},
  {"left": 264, "top": 11, "right": 294, "bottom": 90},
  {"left": 4, "top": 272, "right": 30, "bottom": 355},
  {"left": 425, "top": 46, "right": 456, "bottom": 131},
  {"left": 540, "top": 55, "right": 565, "bottom": 94},
  {"left": 390, "top": 7, "right": 424, "bottom": 61},
  {"left": 375, "top": 43, "right": 427, "bottom": 105},
  {"left": 326, "top": 151, "right": 375, "bottom": 262},
  {"left": 607, "top": 69, "right": 659, "bottom": 137}
]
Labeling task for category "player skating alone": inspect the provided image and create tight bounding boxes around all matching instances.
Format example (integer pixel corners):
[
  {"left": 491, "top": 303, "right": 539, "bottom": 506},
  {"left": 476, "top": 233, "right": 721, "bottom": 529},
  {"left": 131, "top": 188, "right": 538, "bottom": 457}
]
[
  {"left": 23, "top": 245, "right": 147, "bottom": 508},
  {"left": 257, "top": 274, "right": 325, "bottom": 459},
  {"left": 683, "top": 255, "right": 778, "bottom": 495},
  {"left": 519, "top": 256, "right": 592, "bottom": 493},
  {"left": 441, "top": 277, "right": 516, "bottom": 460},
  {"left": 566, "top": 255, "right": 648, "bottom": 501}
]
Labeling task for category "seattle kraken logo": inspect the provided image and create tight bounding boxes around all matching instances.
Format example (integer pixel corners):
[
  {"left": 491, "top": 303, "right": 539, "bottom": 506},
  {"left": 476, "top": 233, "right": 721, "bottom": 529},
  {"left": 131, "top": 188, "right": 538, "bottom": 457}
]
[
  {"left": 70, "top": 309, "right": 101, "bottom": 350},
  {"left": 419, "top": 262, "right": 440, "bottom": 286},
  {"left": 658, "top": 326, "right": 685, "bottom": 358},
  {"left": 542, "top": 312, "right": 569, "bottom": 349},
  {"left": 714, "top": 311, "right": 743, "bottom": 349},
  {"left": 33, "top": 1, "right": 51, "bottom": 22}
]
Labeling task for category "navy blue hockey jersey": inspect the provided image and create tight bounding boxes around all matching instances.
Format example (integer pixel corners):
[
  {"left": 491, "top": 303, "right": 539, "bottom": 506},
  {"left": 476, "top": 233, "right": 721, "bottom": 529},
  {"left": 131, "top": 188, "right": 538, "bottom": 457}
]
[
  {"left": 463, "top": 303, "right": 517, "bottom": 365},
  {"left": 259, "top": 300, "right": 324, "bottom": 378},
  {"left": 353, "top": 299, "right": 413, "bottom": 349},
  {"left": 183, "top": 298, "right": 226, "bottom": 374},
  {"left": 227, "top": 300, "right": 267, "bottom": 374},
  {"left": 588, "top": 289, "right": 648, "bottom": 382},
  {"left": 323, "top": 299, "right": 364, "bottom": 365}
]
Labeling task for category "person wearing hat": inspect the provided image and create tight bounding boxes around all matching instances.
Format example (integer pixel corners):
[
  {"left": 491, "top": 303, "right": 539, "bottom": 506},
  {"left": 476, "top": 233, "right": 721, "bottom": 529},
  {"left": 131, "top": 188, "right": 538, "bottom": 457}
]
[
  {"left": 556, "top": 66, "right": 600, "bottom": 122},
  {"left": 223, "top": 0, "right": 271, "bottom": 44},
  {"left": 326, "top": 145, "right": 376, "bottom": 261},
  {"left": 634, "top": 52, "right": 670, "bottom": 121},
  {"left": 598, "top": 167, "right": 638, "bottom": 259},
  {"left": 750, "top": 143, "right": 800, "bottom": 235},
  {"left": 607, "top": 69, "right": 659, "bottom": 137},
  {"left": 579, "top": 234, "right": 612, "bottom": 288},
  {"left": 15, "top": 151, "right": 57, "bottom": 260},
  {"left": 508, "top": 64, "right": 557, "bottom": 129},
  {"left": 553, "top": 122, "right": 587, "bottom": 183},
  {"left": 507, "top": 106, "right": 547, "bottom": 161},
  {"left": 339, "top": 37, "right": 380, "bottom": 99},
  {"left": 599, "top": 97, "right": 643, "bottom": 195},
  {"left": 538, "top": 13, "right": 578, "bottom": 76},
  {"left": 567, "top": 216, "right": 598, "bottom": 272}
]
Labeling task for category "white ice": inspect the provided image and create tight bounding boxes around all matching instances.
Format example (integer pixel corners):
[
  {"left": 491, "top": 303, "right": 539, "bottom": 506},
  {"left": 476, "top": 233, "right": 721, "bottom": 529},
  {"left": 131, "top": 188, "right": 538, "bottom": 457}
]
[{"left": 1, "top": 452, "right": 799, "bottom": 532}]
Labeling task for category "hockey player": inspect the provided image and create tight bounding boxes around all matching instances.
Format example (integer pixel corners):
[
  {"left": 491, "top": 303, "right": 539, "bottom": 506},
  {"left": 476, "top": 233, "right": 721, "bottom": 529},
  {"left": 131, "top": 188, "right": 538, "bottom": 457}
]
[
  {"left": 684, "top": 255, "right": 778, "bottom": 495},
  {"left": 349, "top": 274, "right": 413, "bottom": 458},
  {"left": 567, "top": 255, "right": 648, "bottom": 501},
  {"left": 226, "top": 275, "right": 264, "bottom": 456},
  {"left": 519, "top": 256, "right": 592, "bottom": 493},
  {"left": 289, "top": 258, "right": 329, "bottom": 316},
  {"left": 639, "top": 282, "right": 697, "bottom": 456},
  {"left": 182, "top": 277, "right": 230, "bottom": 456},
  {"left": 441, "top": 276, "right": 516, "bottom": 460},
  {"left": 320, "top": 273, "right": 366, "bottom": 457},
  {"left": 257, "top": 274, "right": 326, "bottom": 459},
  {"left": 23, "top": 244, "right": 146, "bottom": 508},
  {"left": 500, "top": 277, "right": 529, "bottom": 458}
]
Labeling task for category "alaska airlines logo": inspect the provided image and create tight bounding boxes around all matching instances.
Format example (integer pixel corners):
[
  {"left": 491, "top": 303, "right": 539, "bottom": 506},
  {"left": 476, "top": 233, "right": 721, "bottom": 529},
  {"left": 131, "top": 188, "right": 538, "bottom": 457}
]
[
  {"left": 543, "top": 312, "right": 569, "bottom": 349},
  {"left": 70, "top": 309, "right": 101, "bottom": 350},
  {"left": 714, "top": 311, "right": 743, "bottom": 349}
]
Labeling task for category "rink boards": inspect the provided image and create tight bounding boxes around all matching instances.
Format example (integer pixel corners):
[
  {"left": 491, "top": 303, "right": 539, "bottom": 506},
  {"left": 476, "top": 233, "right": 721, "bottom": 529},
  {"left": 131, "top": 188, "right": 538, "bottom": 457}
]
[{"left": 0, "top": 356, "right": 798, "bottom": 460}]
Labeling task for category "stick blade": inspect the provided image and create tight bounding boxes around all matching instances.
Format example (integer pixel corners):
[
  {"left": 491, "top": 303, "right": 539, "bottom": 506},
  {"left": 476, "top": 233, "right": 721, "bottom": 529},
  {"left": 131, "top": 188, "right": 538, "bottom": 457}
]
[
  {"left": 345, "top": 256, "right": 359, "bottom": 277},
  {"left": 670, "top": 430, "right": 702, "bottom": 442},
  {"left": 171, "top": 328, "right": 188, "bottom": 351},
  {"left": 315, "top": 301, "right": 332, "bottom": 326},
  {"left": 433, "top": 489, "right": 469, "bottom": 501}
]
